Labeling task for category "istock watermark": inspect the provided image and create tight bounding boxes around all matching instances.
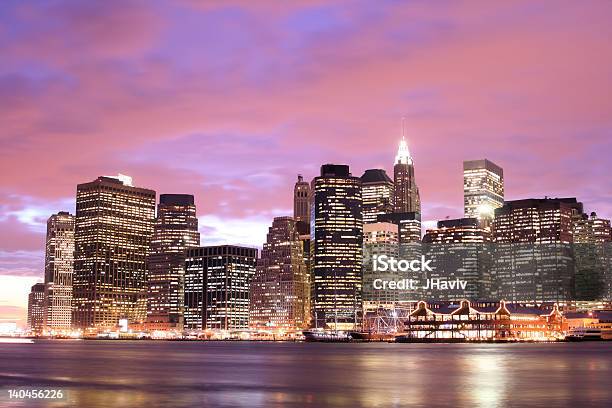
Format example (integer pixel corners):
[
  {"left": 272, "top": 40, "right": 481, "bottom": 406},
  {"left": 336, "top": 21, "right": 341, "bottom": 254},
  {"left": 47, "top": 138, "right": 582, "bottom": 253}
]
[
  {"left": 372, "top": 278, "right": 468, "bottom": 291},
  {"left": 372, "top": 255, "right": 433, "bottom": 272},
  {"left": 371, "top": 255, "right": 468, "bottom": 291}
]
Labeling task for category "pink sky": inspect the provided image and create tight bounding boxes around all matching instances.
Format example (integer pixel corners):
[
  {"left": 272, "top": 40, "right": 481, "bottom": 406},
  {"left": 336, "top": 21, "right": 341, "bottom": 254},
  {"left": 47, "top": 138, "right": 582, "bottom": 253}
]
[{"left": 1, "top": 0, "right": 611, "bottom": 325}]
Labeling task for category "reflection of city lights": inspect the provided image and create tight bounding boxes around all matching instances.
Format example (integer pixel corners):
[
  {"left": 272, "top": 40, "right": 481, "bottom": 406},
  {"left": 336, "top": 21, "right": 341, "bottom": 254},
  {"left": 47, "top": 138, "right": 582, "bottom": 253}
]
[{"left": 477, "top": 203, "right": 494, "bottom": 219}]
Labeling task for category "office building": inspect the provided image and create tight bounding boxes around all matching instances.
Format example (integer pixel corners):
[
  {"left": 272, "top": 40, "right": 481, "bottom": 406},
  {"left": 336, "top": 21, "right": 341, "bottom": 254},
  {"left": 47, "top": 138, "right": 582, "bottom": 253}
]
[
  {"left": 362, "top": 222, "right": 401, "bottom": 305},
  {"left": 312, "top": 164, "right": 363, "bottom": 329},
  {"left": 250, "top": 217, "right": 309, "bottom": 331},
  {"left": 573, "top": 212, "right": 612, "bottom": 301},
  {"left": 72, "top": 175, "right": 155, "bottom": 330},
  {"left": 27, "top": 283, "right": 46, "bottom": 334},
  {"left": 423, "top": 218, "right": 492, "bottom": 300},
  {"left": 463, "top": 159, "right": 504, "bottom": 221},
  {"left": 393, "top": 135, "right": 421, "bottom": 214},
  {"left": 43, "top": 211, "right": 75, "bottom": 332},
  {"left": 293, "top": 174, "right": 311, "bottom": 224},
  {"left": 184, "top": 245, "right": 257, "bottom": 331},
  {"left": 361, "top": 169, "right": 394, "bottom": 224},
  {"left": 146, "top": 194, "right": 200, "bottom": 330},
  {"left": 491, "top": 198, "right": 581, "bottom": 303}
]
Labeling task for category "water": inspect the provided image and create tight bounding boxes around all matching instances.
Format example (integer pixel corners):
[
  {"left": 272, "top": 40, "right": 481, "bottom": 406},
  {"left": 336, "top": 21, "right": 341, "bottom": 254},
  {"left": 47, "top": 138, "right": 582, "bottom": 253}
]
[{"left": 0, "top": 340, "right": 611, "bottom": 407}]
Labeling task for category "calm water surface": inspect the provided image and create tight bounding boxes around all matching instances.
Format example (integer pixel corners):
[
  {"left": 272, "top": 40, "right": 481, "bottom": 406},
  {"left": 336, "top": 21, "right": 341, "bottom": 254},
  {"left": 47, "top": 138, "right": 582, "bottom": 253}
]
[{"left": 0, "top": 340, "right": 611, "bottom": 407}]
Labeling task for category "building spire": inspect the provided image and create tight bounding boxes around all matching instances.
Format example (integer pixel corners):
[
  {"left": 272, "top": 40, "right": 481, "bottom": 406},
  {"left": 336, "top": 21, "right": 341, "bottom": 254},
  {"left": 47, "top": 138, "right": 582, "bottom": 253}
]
[{"left": 395, "top": 117, "right": 413, "bottom": 165}]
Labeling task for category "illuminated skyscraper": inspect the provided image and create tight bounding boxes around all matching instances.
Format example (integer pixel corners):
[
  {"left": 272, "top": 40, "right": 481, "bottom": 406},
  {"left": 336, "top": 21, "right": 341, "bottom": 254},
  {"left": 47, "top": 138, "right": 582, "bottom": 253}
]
[
  {"left": 463, "top": 159, "right": 504, "bottom": 221},
  {"left": 393, "top": 130, "right": 421, "bottom": 214},
  {"left": 423, "top": 218, "right": 492, "bottom": 300},
  {"left": 491, "top": 198, "right": 581, "bottom": 303},
  {"left": 573, "top": 212, "right": 612, "bottom": 301},
  {"left": 250, "top": 217, "right": 309, "bottom": 331},
  {"left": 146, "top": 194, "right": 200, "bottom": 330},
  {"left": 362, "top": 222, "right": 399, "bottom": 306},
  {"left": 312, "top": 164, "right": 362, "bottom": 329},
  {"left": 293, "top": 174, "right": 311, "bottom": 224},
  {"left": 184, "top": 245, "right": 257, "bottom": 330},
  {"left": 27, "top": 283, "right": 45, "bottom": 334},
  {"left": 573, "top": 212, "right": 612, "bottom": 243},
  {"left": 361, "top": 169, "right": 394, "bottom": 224},
  {"left": 72, "top": 175, "right": 155, "bottom": 330},
  {"left": 43, "top": 211, "right": 74, "bottom": 332}
]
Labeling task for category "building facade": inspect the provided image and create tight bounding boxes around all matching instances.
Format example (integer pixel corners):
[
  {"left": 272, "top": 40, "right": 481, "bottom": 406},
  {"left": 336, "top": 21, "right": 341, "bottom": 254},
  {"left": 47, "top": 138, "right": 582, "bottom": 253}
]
[
  {"left": 362, "top": 222, "right": 401, "bottom": 306},
  {"left": 361, "top": 169, "right": 394, "bottom": 224},
  {"left": 491, "top": 198, "right": 582, "bottom": 304},
  {"left": 393, "top": 137, "right": 421, "bottom": 214},
  {"left": 146, "top": 194, "right": 200, "bottom": 330},
  {"left": 27, "top": 283, "right": 46, "bottom": 334},
  {"left": 184, "top": 245, "right": 257, "bottom": 331},
  {"left": 72, "top": 175, "right": 155, "bottom": 330},
  {"left": 423, "top": 218, "right": 492, "bottom": 301},
  {"left": 293, "top": 174, "right": 311, "bottom": 224},
  {"left": 572, "top": 212, "right": 612, "bottom": 301},
  {"left": 312, "top": 164, "right": 363, "bottom": 329},
  {"left": 250, "top": 217, "right": 309, "bottom": 331},
  {"left": 463, "top": 159, "right": 504, "bottom": 221},
  {"left": 43, "top": 211, "right": 75, "bottom": 332}
]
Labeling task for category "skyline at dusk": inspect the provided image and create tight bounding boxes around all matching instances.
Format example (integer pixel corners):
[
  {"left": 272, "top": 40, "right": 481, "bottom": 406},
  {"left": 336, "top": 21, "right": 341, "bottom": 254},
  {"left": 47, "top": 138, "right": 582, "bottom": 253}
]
[{"left": 2, "top": 0, "right": 612, "bottom": 325}]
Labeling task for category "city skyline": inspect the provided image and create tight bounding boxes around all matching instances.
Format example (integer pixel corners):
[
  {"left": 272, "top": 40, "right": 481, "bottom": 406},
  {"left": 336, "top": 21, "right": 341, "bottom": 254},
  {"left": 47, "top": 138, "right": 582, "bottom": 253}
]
[{"left": 2, "top": 1, "right": 612, "bottom": 326}]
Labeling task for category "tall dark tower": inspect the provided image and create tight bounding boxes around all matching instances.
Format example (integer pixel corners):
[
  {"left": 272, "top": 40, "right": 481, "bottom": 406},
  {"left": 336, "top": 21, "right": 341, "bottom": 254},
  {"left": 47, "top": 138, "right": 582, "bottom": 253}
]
[
  {"left": 146, "top": 194, "right": 200, "bottom": 330},
  {"left": 312, "top": 164, "right": 362, "bottom": 330},
  {"left": 393, "top": 122, "right": 421, "bottom": 214},
  {"left": 73, "top": 175, "right": 155, "bottom": 330},
  {"left": 293, "top": 174, "right": 311, "bottom": 224}
]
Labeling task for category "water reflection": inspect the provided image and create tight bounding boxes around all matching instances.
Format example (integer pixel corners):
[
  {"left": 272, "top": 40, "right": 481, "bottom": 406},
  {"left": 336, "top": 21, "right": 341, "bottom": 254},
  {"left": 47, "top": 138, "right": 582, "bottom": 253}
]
[{"left": 0, "top": 341, "right": 611, "bottom": 407}]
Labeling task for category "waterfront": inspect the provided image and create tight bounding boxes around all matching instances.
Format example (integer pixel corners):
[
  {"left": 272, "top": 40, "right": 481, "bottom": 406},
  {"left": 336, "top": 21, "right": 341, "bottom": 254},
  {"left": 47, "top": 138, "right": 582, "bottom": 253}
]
[{"left": 0, "top": 341, "right": 611, "bottom": 407}]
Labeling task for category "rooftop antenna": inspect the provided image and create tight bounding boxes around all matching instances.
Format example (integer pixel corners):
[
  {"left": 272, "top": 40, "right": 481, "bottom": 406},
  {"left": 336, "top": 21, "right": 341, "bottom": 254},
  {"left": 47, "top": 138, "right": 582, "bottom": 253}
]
[{"left": 401, "top": 116, "right": 406, "bottom": 140}]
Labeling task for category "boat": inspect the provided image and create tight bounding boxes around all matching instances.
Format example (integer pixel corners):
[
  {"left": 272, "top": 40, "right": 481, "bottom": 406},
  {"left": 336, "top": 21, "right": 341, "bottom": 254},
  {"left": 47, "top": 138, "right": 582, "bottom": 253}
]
[
  {"left": 395, "top": 334, "right": 466, "bottom": 343},
  {"left": 349, "top": 331, "right": 396, "bottom": 342},
  {"left": 302, "top": 330, "right": 352, "bottom": 342},
  {"left": 565, "top": 327, "right": 602, "bottom": 341}
]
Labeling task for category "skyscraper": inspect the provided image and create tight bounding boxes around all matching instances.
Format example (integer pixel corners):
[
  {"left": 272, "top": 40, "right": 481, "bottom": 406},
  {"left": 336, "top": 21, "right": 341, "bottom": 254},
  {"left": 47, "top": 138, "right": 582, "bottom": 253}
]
[
  {"left": 393, "top": 129, "right": 420, "bottom": 214},
  {"left": 250, "top": 217, "right": 309, "bottom": 331},
  {"left": 293, "top": 174, "right": 311, "bottom": 224},
  {"left": 463, "top": 159, "right": 504, "bottom": 220},
  {"left": 146, "top": 194, "right": 200, "bottom": 330},
  {"left": 362, "top": 222, "right": 400, "bottom": 306},
  {"left": 491, "top": 198, "right": 581, "bottom": 303},
  {"left": 43, "top": 211, "right": 75, "bottom": 332},
  {"left": 573, "top": 212, "right": 612, "bottom": 301},
  {"left": 312, "top": 164, "right": 362, "bottom": 329},
  {"left": 361, "top": 169, "right": 394, "bottom": 224},
  {"left": 184, "top": 245, "right": 257, "bottom": 331},
  {"left": 423, "top": 218, "right": 492, "bottom": 300},
  {"left": 72, "top": 175, "right": 155, "bottom": 330},
  {"left": 27, "top": 283, "right": 45, "bottom": 334}
]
